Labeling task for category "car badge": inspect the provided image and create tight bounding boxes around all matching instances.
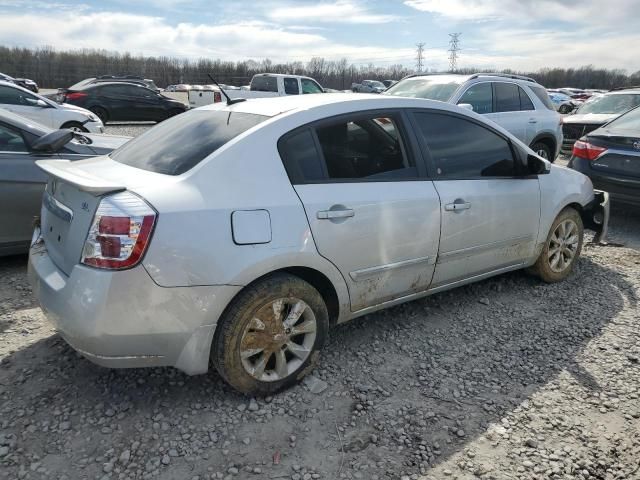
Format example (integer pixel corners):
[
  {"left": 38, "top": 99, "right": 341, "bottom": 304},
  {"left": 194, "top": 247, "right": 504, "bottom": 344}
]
[{"left": 633, "top": 140, "right": 640, "bottom": 150}]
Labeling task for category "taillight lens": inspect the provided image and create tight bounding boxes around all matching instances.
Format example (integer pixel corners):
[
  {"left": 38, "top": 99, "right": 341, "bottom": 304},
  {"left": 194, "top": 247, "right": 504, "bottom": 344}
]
[
  {"left": 214, "top": 91, "right": 221, "bottom": 103},
  {"left": 65, "top": 92, "right": 88, "bottom": 101},
  {"left": 81, "top": 192, "right": 156, "bottom": 270},
  {"left": 572, "top": 139, "right": 607, "bottom": 161}
]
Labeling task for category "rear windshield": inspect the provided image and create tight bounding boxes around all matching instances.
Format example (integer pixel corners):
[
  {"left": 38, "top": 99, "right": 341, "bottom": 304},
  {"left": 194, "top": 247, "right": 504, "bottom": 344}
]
[
  {"left": 529, "top": 85, "right": 555, "bottom": 110},
  {"left": 110, "top": 110, "right": 268, "bottom": 175},
  {"left": 604, "top": 105, "right": 640, "bottom": 130},
  {"left": 384, "top": 77, "right": 463, "bottom": 102},
  {"left": 576, "top": 93, "right": 640, "bottom": 115},
  {"left": 251, "top": 76, "right": 278, "bottom": 92}
]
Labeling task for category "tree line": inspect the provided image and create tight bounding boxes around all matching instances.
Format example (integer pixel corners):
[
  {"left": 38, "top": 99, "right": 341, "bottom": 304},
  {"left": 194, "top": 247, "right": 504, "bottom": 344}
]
[{"left": 1, "top": 46, "right": 639, "bottom": 90}]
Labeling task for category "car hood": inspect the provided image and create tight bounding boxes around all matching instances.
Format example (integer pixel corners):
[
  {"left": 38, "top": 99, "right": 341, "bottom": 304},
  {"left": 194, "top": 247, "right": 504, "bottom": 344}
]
[
  {"left": 563, "top": 113, "right": 618, "bottom": 124},
  {"left": 58, "top": 102, "right": 95, "bottom": 116}
]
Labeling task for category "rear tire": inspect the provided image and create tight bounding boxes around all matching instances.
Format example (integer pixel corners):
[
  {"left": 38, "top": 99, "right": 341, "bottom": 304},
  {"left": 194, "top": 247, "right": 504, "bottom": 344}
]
[
  {"left": 212, "top": 273, "right": 329, "bottom": 396},
  {"left": 530, "top": 141, "right": 554, "bottom": 162},
  {"left": 89, "top": 106, "right": 108, "bottom": 124},
  {"left": 60, "top": 121, "right": 88, "bottom": 132},
  {"left": 530, "top": 207, "right": 584, "bottom": 283}
]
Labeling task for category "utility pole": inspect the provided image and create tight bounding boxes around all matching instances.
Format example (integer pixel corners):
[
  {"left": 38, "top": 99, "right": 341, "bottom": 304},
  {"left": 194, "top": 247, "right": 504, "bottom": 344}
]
[
  {"left": 415, "top": 42, "right": 425, "bottom": 73},
  {"left": 448, "top": 33, "right": 461, "bottom": 72}
]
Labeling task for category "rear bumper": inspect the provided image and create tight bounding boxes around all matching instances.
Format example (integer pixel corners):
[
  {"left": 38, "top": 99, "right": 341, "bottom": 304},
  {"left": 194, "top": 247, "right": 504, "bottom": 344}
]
[
  {"left": 569, "top": 157, "right": 640, "bottom": 206},
  {"left": 28, "top": 242, "right": 241, "bottom": 374}
]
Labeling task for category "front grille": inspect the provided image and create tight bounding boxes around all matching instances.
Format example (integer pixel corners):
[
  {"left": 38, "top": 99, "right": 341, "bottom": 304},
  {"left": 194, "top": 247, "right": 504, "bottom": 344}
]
[{"left": 561, "top": 123, "right": 603, "bottom": 151}]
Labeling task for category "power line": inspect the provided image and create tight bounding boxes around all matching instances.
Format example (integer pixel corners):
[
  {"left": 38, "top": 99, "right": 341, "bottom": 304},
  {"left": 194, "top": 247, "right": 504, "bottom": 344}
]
[
  {"left": 415, "top": 42, "right": 425, "bottom": 72},
  {"left": 448, "top": 33, "right": 462, "bottom": 72}
]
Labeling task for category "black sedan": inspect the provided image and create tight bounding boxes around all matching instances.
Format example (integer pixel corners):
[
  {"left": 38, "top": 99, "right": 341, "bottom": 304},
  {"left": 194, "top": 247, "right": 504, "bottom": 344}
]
[
  {"left": 0, "top": 109, "right": 130, "bottom": 256},
  {"left": 569, "top": 105, "right": 640, "bottom": 206},
  {"left": 61, "top": 81, "right": 186, "bottom": 123}
]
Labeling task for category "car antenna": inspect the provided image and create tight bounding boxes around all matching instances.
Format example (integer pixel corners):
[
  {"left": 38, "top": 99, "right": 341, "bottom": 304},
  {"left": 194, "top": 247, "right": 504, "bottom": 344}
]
[{"left": 207, "top": 74, "right": 246, "bottom": 105}]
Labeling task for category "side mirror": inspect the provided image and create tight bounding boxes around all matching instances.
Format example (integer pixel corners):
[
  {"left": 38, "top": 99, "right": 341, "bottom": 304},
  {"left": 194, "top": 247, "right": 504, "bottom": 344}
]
[
  {"left": 458, "top": 103, "right": 474, "bottom": 111},
  {"left": 31, "top": 129, "right": 74, "bottom": 153},
  {"left": 528, "top": 154, "right": 551, "bottom": 175}
]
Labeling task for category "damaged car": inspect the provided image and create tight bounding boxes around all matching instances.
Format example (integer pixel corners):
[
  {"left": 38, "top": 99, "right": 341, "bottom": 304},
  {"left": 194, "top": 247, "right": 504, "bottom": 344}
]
[{"left": 29, "top": 94, "right": 608, "bottom": 395}]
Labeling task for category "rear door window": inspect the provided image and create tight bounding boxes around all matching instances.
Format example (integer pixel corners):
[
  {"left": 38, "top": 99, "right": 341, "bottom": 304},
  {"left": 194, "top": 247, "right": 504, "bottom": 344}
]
[
  {"left": 284, "top": 78, "right": 299, "bottom": 95},
  {"left": 110, "top": 110, "right": 268, "bottom": 175},
  {"left": 251, "top": 76, "right": 278, "bottom": 92},
  {"left": 494, "top": 82, "right": 521, "bottom": 112},
  {"left": 458, "top": 83, "right": 493, "bottom": 114},
  {"left": 529, "top": 85, "right": 556, "bottom": 110},
  {"left": 314, "top": 114, "right": 415, "bottom": 180},
  {"left": 519, "top": 87, "right": 535, "bottom": 110},
  {"left": 278, "top": 129, "right": 324, "bottom": 182}
]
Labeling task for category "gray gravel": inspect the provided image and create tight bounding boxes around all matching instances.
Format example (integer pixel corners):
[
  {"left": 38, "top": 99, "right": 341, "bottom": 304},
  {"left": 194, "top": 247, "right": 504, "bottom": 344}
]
[{"left": 1, "top": 160, "right": 639, "bottom": 478}]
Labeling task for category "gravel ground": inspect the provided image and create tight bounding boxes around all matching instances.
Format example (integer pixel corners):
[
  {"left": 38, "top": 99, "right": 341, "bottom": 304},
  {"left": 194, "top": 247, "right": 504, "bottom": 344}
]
[{"left": 1, "top": 132, "right": 639, "bottom": 479}]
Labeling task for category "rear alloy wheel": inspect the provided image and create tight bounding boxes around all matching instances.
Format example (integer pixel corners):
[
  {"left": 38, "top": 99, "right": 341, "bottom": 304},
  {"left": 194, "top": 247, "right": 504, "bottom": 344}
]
[
  {"left": 531, "top": 141, "right": 553, "bottom": 162},
  {"left": 212, "top": 274, "right": 328, "bottom": 395},
  {"left": 60, "top": 121, "right": 88, "bottom": 132},
  {"left": 90, "top": 107, "right": 108, "bottom": 124},
  {"left": 530, "top": 207, "right": 583, "bottom": 283}
]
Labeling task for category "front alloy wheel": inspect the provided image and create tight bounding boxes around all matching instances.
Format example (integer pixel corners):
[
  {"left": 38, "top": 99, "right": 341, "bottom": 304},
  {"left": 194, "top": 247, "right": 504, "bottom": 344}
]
[
  {"left": 530, "top": 207, "right": 584, "bottom": 283},
  {"left": 547, "top": 219, "right": 580, "bottom": 273}
]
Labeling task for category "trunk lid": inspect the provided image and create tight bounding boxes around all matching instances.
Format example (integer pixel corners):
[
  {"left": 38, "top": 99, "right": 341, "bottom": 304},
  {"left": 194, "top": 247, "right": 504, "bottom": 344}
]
[
  {"left": 36, "top": 156, "right": 176, "bottom": 275},
  {"left": 588, "top": 133, "right": 640, "bottom": 178}
]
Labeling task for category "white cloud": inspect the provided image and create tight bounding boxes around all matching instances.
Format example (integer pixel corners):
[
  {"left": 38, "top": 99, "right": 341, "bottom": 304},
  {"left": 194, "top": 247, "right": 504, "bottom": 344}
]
[
  {"left": 0, "top": 11, "right": 413, "bottom": 63},
  {"left": 268, "top": 1, "right": 400, "bottom": 24}
]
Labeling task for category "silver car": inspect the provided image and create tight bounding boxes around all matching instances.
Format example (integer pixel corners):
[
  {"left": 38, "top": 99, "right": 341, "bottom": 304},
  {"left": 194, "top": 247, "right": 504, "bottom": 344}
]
[
  {"left": 384, "top": 73, "right": 563, "bottom": 161},
  {"left": 28, "top": 94, "right": 608, "bottom": 395},
  {"left": 0, "top": 109, "right": 129, "bottom": 256}
]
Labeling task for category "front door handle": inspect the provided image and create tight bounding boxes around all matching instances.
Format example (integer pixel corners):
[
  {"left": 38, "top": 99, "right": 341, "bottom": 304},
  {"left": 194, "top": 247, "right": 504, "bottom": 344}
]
[
  {"left": 528, "top": 118, "right": 538, "bottom": 124},
  {"left": 317, "top": 208, "right": 355, "bottom": 220},
  {"left": 444, "top": 200, "right": 471, "bottom": 212}
]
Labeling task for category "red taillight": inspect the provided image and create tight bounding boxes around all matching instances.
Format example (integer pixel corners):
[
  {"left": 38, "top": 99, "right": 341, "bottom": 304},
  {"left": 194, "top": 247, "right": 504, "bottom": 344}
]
[
  {"left": 65, "top": 92, "right": 87, "bottom": 101},
  {"left": 572, "top": 139, "right": 607, "bottom": 161},
  {"left": 214, "top": 91, "right": 222, "bottom": 103},
  {"left": 81, "top": 192, "right": 156, "bottom": 270}
]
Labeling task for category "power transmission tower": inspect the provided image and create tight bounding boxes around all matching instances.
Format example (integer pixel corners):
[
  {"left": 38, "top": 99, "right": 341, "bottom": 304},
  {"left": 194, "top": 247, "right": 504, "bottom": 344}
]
[
  {"left": 415, "top": 43, "right": 425, "bottom": 72},
  {"left": 448, "top": 33, "right": 461, "bottom": 72}
]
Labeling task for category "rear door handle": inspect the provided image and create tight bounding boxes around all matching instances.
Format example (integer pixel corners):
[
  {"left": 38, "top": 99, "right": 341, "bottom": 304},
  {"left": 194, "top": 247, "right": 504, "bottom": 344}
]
[
  {"left": 528, "top": 118, "right": 538, "bottom": 124},
  {"left": 317, "top": 208, "right": 355, "bottom": 220},
  {"left": 444, "top": 201, "right": 471, "bottom": 212}
]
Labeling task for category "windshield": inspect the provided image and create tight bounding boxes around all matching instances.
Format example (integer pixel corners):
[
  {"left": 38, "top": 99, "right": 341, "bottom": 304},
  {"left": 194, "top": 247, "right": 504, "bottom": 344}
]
[
  {"left": 110, "top": 110, "right": 268, "bottom": 175},
  {"left": 384, "top": 76, "right": 464, "bottom": 101},
  {"left": 576, "top": 93, "right": 640, "bottom": 115}
]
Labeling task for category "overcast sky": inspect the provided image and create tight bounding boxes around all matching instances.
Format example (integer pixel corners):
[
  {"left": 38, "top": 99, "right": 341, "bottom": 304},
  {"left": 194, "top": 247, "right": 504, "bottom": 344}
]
[{"left": 0, "top": 0, "right": 637, "bottom": 72}]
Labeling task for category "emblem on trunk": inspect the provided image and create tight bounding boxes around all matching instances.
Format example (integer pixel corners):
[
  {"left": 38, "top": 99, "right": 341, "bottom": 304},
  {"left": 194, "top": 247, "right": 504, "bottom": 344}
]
[{"left": 633, "top": 140, "right": 640, "bottom": 150}]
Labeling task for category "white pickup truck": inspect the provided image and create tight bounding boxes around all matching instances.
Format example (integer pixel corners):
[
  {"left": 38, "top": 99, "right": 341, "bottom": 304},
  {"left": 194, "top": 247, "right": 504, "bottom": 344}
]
[{"left": 188, "top": 73, "right": 325, "bottom": 108}]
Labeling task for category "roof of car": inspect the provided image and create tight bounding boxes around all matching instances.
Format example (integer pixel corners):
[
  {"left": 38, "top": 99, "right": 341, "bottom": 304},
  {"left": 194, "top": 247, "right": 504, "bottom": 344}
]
[
  {"left": 82, "top": 81, "right": 150, "bottom": 89},
  {"left": 198, "top": 92, "right": 472, "bottom": 118}
]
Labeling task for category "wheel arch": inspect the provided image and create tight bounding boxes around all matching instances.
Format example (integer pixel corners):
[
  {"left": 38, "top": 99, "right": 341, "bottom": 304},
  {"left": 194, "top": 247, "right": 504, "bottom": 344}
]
[{"left": 529, "top": 133, "right": 557, "bottom": 159}]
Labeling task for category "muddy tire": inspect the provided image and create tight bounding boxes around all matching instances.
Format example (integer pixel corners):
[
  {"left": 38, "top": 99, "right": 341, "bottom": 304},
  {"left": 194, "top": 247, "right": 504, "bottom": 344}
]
[
  {"left": 530, "top": 207, "right": 584, "bottom": 283},
  {"left": 212, "top": 273, "right": 329, "bottom": 396}
]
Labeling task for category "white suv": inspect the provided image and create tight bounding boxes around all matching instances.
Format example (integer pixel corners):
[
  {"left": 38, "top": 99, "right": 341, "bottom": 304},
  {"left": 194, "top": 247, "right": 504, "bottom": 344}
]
[
  {"left": 385, "top": 73, "right": 563, "bottom": 161},
  {"left": 0, "top": 81, "right": 104, "bottom": 133}
]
